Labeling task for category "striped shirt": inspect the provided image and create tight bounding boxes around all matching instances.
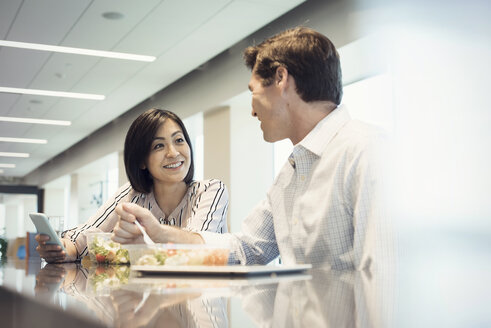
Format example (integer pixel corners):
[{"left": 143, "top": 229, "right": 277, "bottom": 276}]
[
  {"left": 62, "top": 179, "right": 228, "bottom": 259},
  {"left": 201, "top": 105, "right": 388, "bottom": 270}
]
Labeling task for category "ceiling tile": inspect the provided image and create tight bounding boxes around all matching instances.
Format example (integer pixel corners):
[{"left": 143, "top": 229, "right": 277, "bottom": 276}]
[
  {"left": 0, "top": 48, "right": 51, "bottom": 86},
  {"left": 0, "top": 0, "right": 22, "bottom": 39},
  {"left": 7, "top": 0, "right": 90, "bottom": 44},
  {"left": 115, "top": 0, "right": 231, "bottom": 55},
  {"left": 61, "top": 0, "right": 162, "bottom": 50},
  {"left": 0, "top": 93, "right": 20, "bottom": 115}
]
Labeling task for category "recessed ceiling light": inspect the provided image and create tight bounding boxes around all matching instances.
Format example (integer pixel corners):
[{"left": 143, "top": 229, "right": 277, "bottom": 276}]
[
  {"left": 0, "top": 87, "right": 104, "bottom": 100},
  {"left": 0, "top": 137, "right": 47, "bottom": 144},
  {"left": 0, "top": 164, "right": 15, "bottom": 168},
  {"left": 0, "top": 152, "right": 29, "bottom": 158},
  {"left": 0, "top": 40, "right": 155, "bottom": 62},
  {"left": 102, "top": 12, "right": 124, "bottom": 20},
  {"left": 0, "top": 116, "right": 71, "bottom": 126}
]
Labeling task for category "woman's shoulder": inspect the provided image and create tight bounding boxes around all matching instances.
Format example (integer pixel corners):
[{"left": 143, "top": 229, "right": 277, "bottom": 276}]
[
  {"left": 111, "top": 182, "right": 146, "bottom": 202},
  {"left": 188, "top": 179, "right": 228, "bottom": 198},
  {"left": 189, "top": 179, "right": 226, "bottom": 191}
]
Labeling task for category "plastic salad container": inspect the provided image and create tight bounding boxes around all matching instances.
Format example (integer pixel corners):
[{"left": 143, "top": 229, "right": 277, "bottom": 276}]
[
  {"left": 124, "top": 244, "right": 230, "bottom": 266},
  {"left": 86, "top": 232, "right": 129, "bottom": 264}
]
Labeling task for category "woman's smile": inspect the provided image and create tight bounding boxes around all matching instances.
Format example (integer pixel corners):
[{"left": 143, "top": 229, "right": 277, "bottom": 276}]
[{"left": 163, "top": 161, "right": 184, "bottom": 169}]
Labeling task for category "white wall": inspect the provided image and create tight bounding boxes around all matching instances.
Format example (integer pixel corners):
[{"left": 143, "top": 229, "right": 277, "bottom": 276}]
[
  {"left": 228, "top": 92, "right": 274, "bottom": 233},
  {"left": 44, "top": 188, "right": 65, "bottom": 217},
  {"left": 2, "top": 194, "right": 37, "bottom": 238}
]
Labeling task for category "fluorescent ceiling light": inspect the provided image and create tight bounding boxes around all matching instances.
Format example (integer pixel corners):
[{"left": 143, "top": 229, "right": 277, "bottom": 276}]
[
  {"left": 0, "top": 152, "right": 29, "bottom": 158},
  {"left": 0, "top": 87, "right": 104, "bottom": 100},
  {"left": 0, "top": 40, "right": 156, "bottom": 62},
  {"left": 0, "top": 164, "right": 15, "bottom": 168},
  {"left": 0, "top": 137, "right": 47, "bottom": 144},
  {"left": 0, "top": 116, "right": 71, "bottom": 126}
]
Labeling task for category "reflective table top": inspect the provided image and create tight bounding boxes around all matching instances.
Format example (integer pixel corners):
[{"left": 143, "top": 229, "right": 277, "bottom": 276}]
[{"left": 0, "top": 259, "right": 395, "bottom": 328}]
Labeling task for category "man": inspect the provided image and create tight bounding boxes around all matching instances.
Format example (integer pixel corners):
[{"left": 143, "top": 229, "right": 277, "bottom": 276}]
[{"left": 113, "top": 27, "right": 385, "bottom": 270}]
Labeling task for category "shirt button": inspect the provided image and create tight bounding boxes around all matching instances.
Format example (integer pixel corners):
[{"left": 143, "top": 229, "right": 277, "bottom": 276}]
[
  {"left": 300, "top": 175, "right": 305, "bottom": 181},
  {"left": 293, "top": 218, "right": 298, "bottom": 225}
]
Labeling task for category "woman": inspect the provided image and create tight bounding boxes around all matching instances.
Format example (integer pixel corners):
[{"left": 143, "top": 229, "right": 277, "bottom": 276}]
[{"left": 36, "top": 108, "right": 228, "bottom": 263}]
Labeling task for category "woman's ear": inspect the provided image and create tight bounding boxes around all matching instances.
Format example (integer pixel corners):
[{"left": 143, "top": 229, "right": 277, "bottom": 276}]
[{"left": 140, "top": 163, "right": 146, "bottom": 170}]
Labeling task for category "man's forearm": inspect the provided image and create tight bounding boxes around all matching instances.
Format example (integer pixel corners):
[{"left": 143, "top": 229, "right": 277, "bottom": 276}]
[{"left": 154, "top": 225, "right": 204, "bottom": 244}]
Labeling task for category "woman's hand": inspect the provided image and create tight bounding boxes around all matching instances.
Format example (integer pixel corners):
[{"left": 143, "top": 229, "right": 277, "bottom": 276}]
[
  {"left": 112, "top": 202, "right": 204, "bottom": 244},
  {"left": 34, "top": 263, "right": 66, "bottom": 297},
  {"left": 35, "top": 235, "right": 77, "bottom": 263},
  {"left": 112, "top": 202, "right": 162, "bottom": 244},
  {"left": 111, "top": 288, "right": 199, "bottom": 328}
]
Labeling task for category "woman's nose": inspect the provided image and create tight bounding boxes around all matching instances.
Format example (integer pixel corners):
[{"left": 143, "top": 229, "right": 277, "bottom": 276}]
[{"left": 166, "top": 145, "right": 179, "bottom": 157}]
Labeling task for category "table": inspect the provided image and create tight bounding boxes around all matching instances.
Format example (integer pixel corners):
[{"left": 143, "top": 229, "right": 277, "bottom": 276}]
[{"left": 0, "top": 258, "right": 394, "bottom": 327}]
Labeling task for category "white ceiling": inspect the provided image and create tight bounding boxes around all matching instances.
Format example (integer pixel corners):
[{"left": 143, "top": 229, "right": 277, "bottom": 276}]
[{"left": 0, "top": 0, "right": 304, "bottom": 179}]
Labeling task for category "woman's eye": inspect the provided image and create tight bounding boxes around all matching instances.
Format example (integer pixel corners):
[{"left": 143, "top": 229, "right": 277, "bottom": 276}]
[
  {"left": 176, "top": 137, "right": 185, "bottom": 143},
  {"left": 153, "top": 143, "right": 164, "bottom": 150}
]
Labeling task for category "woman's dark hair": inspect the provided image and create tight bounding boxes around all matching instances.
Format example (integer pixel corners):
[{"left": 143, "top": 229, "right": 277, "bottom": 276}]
[
  {"left": 124, "top": 108, "right": 194, "bottom": 193},
  {"left": 244, "top": 26, "right": 343, "bottom": 105}
]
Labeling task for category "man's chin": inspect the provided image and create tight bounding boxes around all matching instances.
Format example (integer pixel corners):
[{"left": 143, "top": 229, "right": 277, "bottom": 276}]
[{"left": 263, "top": 133, "right": 285, "bottom": 143}]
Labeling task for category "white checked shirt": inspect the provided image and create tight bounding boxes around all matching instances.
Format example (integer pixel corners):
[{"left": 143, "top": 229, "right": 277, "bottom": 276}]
[{"left": 201, "top": 105, "right": 386, "bottom": 270}]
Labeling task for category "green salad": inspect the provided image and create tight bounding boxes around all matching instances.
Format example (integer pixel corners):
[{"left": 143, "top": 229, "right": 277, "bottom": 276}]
[{"left": 88, "top": 235, "right": 129, "bottom": 264}]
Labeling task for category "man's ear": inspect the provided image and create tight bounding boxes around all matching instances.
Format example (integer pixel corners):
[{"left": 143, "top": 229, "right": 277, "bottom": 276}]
[{"left": 275, "top": 66, "right": 288, "bottom": 84}]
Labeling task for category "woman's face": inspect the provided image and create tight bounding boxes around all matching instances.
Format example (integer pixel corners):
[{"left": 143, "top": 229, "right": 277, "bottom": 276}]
[{"left": 144, "top": 119, "right": 191, "bottom": 187}]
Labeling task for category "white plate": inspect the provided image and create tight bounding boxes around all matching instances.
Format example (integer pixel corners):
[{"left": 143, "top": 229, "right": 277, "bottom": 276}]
[
  {"left": 123, "top": 272, "right": 312, "bottom": 296},
  {"left": 131, "top": 264, "right": 312, "bottom": 276}
]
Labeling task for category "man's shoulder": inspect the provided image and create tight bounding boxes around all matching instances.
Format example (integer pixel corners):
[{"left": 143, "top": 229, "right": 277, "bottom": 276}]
[
  {"left": 339, "top": 120, "right": 386, "bottom": 145},
  {"left": 323, "top": 119, "right": 387, "bottom": 160}
]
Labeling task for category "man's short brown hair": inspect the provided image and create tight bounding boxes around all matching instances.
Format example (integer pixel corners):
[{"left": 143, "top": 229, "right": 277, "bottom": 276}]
[{"left": 244, "top": 27, "right": 342, "bottom": 105}]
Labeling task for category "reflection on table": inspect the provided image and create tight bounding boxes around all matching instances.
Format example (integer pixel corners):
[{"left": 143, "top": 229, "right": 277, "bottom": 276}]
[{"left": 0, "top": 259, "right": 394, "bottom": 327}]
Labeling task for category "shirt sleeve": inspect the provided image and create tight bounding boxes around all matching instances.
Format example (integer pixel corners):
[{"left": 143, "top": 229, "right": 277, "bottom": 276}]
[
  {"left": 200, "top": 197, "right": 280, "bottom": 265},
  {"left": 61, "top": 183, "right": 133, "bottom": 259},
  {"left": 184, "top": 179, "right": 229, "bottom": 233},
  {"left": 344, "top": 136, "right": 388, "bottom": 271}
]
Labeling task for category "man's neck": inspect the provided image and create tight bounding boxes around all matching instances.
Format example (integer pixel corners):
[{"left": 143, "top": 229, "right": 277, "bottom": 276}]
[{"left": 289, "top": 101, "right": 337, "bottom": 145}]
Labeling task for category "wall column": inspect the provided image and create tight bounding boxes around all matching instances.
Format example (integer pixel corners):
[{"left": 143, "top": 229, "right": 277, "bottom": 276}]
[
  {"left": 203, "top": 106, "right": 231, "bottom": 230},
  {"left": 68, "top": 173, "right": 79, "bottom": 227},
  {"left": 118, "top": 151, "right": 128, "bottom": 188}
]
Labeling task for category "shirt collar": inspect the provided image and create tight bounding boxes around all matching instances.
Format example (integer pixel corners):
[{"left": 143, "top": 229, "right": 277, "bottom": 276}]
[{"left": 297, "top": 104, "right": 351, "bottom": 157}]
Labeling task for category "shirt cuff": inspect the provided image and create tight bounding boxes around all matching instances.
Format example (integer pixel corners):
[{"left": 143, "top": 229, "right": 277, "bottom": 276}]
[
  {"left": 198, "top": 231, "right": 231, "bottom": 247},
  {"left": 198, "top": 231, "right": 242, "bottom": 265}
]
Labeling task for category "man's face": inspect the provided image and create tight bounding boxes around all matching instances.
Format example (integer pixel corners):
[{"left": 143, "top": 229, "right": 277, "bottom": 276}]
[{"left": 248, "top": 71, "right": 289, "bottom": 143}]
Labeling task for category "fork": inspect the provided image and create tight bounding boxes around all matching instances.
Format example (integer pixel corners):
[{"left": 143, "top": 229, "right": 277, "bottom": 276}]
[{"left": 134, "top": 220, "right": 155, "bottom": 245}]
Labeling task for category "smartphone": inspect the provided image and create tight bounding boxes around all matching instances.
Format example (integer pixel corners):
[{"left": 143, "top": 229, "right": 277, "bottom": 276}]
[{"left": 29, "top": 212, "right": 66, "bottom": 252}]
